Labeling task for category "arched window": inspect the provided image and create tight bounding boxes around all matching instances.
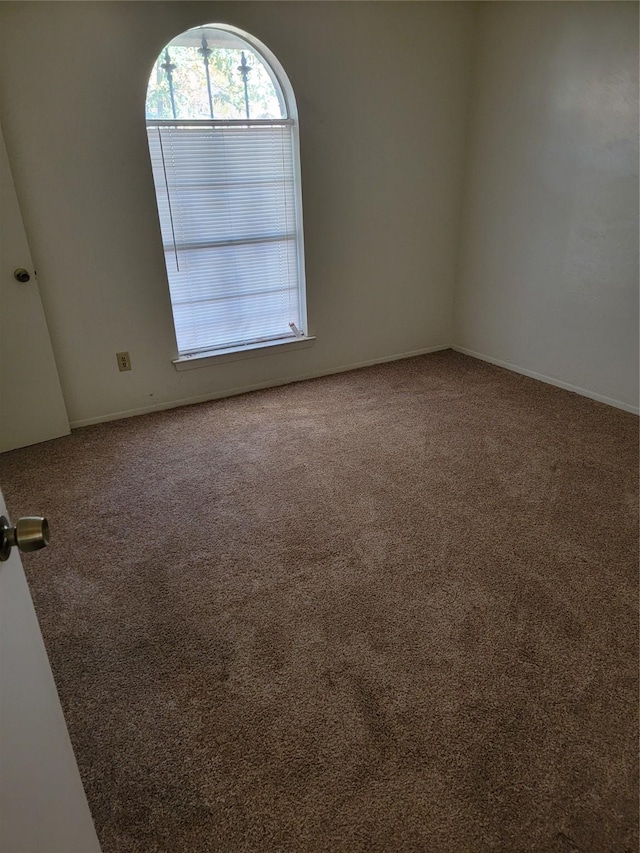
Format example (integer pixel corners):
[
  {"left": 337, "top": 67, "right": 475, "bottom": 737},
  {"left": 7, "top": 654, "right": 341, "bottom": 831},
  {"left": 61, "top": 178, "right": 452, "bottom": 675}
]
[{"left": 146, "top": 24, "right": 308, "bottom": 361}]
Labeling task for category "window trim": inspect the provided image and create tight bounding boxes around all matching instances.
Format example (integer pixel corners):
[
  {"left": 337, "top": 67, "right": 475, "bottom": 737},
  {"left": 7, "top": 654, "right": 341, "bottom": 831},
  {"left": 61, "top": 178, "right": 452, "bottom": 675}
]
[
  {"left": 145, "top": 23, "right": 309, "bottom": 362},
  {"left": 172, "top": 334, "right": 316, "bottom": 371}
]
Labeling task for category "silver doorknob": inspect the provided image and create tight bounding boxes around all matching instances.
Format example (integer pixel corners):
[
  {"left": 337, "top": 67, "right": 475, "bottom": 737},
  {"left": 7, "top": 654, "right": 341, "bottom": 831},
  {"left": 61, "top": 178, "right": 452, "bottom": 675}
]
[
  {"left": 14, "top": 268, "right": 31, "bottom": 283},
  {"left": 0, "top": 515, "right": 50, "bottom": 562}
]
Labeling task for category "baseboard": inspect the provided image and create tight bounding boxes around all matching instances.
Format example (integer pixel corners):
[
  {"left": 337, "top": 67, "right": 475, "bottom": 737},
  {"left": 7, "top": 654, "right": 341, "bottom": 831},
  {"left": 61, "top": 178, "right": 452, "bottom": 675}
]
[
  {"left": 452, "top": 345, "right": 640, "bottom": 415},
  {"left": 69, "top": 344, "right": 450, "bottom": 429}
]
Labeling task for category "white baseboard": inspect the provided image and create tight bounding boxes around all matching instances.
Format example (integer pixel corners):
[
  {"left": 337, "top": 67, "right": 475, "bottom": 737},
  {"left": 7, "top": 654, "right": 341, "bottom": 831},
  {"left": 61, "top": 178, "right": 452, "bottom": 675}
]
[
  {"left": 69, "top": 344, "right": 450, "bottom": 429},
  {"left": 452, "top": 345, "right": 639, "bottom": 415}
]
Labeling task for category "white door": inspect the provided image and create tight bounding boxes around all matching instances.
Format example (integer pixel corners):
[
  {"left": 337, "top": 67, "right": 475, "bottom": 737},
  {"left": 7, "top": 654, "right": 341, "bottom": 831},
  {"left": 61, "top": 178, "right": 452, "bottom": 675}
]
[
  {"left": 0, "top": 122, "right": 70, "bottom": 453},
  {"left": 0, "top": 490, "right": 101, "bottom": 853}
]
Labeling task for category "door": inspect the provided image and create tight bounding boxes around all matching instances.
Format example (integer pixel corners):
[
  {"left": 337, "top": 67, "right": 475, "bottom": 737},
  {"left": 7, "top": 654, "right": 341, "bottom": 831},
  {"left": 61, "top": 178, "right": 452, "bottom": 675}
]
[
  {"left": 0, "top": 490, "right": 101, "bottom": 852},
  {"left": 0, "top": 122, "right": 70, "bottom": 453}
]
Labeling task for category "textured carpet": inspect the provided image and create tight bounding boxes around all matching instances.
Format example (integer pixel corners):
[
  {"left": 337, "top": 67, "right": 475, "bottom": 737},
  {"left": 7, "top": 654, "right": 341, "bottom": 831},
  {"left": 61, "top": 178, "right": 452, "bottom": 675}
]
[{"left": 1, "top": 350, "right": 638, "bottom": 853}]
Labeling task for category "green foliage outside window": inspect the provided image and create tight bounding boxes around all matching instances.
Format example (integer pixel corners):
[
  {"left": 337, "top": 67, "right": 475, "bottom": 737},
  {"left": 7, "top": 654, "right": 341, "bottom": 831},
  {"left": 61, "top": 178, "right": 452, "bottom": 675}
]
[{"left": 145, "top": 47, "right": 282, "bottom": 120}]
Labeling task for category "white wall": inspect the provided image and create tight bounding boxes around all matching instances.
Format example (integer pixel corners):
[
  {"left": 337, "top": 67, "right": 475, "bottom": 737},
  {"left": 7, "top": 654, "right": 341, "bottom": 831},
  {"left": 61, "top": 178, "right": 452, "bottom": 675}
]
[
  {"left": 0, "top": 1, "right": 475, "bottom": 427},
  {"left": 453, "top": 1, "right": 639, "bottom": 412}
]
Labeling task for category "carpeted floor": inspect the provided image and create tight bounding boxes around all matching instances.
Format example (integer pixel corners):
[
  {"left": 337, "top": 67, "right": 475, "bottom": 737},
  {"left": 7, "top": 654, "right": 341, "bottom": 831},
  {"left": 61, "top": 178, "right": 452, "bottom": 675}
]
[{"left": 1, "top": 350, "right": 638, "bottom": 853}]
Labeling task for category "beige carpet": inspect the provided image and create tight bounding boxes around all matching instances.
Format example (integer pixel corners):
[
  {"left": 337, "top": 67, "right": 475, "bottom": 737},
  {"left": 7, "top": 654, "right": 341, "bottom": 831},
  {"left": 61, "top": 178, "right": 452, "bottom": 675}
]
[{"left": 1, "top": 350, "right": 638, "bottom": 853}]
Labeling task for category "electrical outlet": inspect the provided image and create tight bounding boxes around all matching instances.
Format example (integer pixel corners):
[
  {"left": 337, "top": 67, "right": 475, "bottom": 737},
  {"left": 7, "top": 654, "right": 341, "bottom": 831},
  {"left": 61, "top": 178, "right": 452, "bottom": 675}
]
[{"left": 116, "top": 351, "right": 132, "bottom": 371}]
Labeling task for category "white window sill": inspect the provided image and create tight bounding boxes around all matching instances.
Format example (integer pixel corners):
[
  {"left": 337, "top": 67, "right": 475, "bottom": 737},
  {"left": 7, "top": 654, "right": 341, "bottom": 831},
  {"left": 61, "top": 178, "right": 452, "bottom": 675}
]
[{"left": 172, "top": 335, "right": 316, "bottom": 371}]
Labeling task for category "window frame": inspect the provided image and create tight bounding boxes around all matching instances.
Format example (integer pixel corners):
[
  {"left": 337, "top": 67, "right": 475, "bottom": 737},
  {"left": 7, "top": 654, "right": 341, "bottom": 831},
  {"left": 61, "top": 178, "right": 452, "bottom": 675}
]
[{"left": 145, "top": 23, "right": 311, "bottom": 367}]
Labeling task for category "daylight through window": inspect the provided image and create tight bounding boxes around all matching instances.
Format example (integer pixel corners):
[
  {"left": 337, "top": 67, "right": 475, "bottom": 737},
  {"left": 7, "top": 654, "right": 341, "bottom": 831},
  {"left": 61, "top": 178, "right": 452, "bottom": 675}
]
[{"left": 146, "top": 24, "right": 307, "bottom": 359}]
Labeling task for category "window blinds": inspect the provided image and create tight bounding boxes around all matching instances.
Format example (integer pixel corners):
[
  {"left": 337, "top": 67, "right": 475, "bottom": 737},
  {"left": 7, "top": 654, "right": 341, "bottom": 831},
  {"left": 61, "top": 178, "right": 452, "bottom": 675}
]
[{"left": 147, "top": 123, "right": 302, "bottom": 357}]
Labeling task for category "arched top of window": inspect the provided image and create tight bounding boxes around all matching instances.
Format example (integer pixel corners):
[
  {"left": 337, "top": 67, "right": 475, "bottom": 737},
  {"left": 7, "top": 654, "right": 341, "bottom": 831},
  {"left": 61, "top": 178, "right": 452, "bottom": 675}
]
[{"left": 146, "top": 24, "right": 291, "bottom": 122}]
